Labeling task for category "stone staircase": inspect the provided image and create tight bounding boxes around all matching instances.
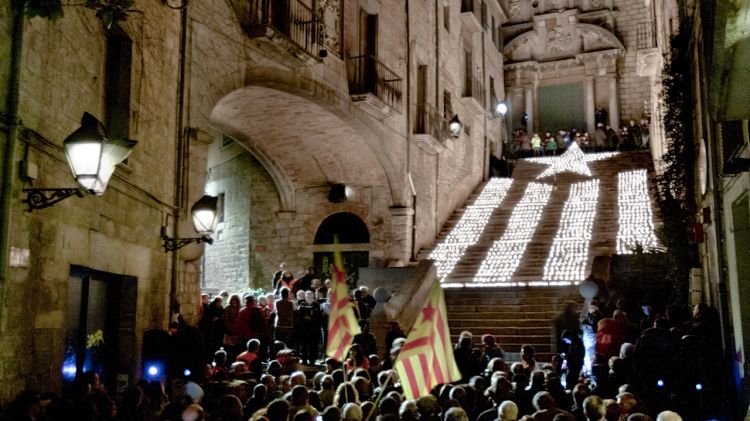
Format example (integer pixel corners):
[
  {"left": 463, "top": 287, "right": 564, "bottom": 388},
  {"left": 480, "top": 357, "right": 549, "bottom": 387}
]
[
  {"left": 417, "top": 149, "right": 658, "bottom": 362},
  {"left": 445, "top": 286, "right": 581, "bottom": 362}
]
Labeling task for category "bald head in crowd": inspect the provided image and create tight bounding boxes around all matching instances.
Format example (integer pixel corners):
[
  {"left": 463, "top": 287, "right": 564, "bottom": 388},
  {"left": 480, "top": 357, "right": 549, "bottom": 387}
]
[{"left": 498, "top": 400, "right": 519, "bottom": 421}]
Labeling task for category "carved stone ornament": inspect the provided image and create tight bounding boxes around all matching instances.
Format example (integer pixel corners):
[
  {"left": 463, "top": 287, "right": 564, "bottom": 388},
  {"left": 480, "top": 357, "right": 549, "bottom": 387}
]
[
  {"left": 319, "top": 0, "right": 341, "bottom": 56},
  {"left": 546, "top": 28, "right": 575, "bottom": 54},
  {"left": 509, "top": 0, "right": 523, "bottom": 18}
]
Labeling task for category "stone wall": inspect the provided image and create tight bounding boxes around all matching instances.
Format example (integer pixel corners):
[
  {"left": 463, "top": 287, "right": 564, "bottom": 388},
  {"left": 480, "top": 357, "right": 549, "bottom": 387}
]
[
  {"left": 0, "top": 3, "right": 182, "bottom": 402},
  {"left": 614, "top": 0, "right": 652, "bottom": 123}
]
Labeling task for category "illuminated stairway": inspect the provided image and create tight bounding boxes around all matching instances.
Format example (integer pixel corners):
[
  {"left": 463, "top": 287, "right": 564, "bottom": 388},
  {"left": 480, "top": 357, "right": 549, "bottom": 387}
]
[{"left": 418, "top": 148, "right": 659, "bottom": 361}]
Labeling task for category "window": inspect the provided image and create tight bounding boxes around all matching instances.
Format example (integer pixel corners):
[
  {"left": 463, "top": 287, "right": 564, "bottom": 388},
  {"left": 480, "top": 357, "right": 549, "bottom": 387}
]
[
  {"left": 444, "top": 6, "right": 450, "bottom": 32},
  {"left": 444, "top": 90, "right": 453, "bottom": 121},
  {"left": 463, "top": 48, "right": 473, "bottom": 97},
  {"left": 481, "top": 0, "right": 487, "bottom": 29},
  {"left": 721, "top": 120, "right": 750, "bottom": 173},
  {"left": 492, "top": 16, "right": 497, "bottom": 45},
  {"left": 490, "top": 76, "right": 496, "bottom": 110}
]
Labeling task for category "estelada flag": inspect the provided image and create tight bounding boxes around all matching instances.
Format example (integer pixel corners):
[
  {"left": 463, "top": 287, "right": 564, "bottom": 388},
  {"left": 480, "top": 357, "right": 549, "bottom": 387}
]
[
  {"left": 394, "top": 282, "right": 461, "bottom": 399},
  {"left": 325, "top": 250, "right": 359, "bottom": 362}
]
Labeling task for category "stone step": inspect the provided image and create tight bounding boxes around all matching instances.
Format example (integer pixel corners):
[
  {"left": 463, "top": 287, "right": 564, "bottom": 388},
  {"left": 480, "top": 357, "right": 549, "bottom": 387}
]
[{"left": 445, "top": 296, "right": 576, "bottom": 306}]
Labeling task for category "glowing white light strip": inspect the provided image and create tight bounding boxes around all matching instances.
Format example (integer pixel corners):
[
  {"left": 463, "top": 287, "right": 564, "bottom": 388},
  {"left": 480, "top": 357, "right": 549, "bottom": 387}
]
[
  {"left": 616, "top": 169, "right": 659, "bottom": 254},
  {"left": 430, "top": 178, "right": 513, "bottom": 279},
  {"left": 543, "top": 180, "right": 600, "bottom": 282},
  {"left": 473, "top": 182, "right": 553, "bottom": 283}
]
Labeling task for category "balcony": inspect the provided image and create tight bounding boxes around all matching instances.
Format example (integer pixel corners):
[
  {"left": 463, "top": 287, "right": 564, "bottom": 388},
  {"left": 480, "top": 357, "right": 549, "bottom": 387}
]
[
  {"left": 461, "top": 73, "right": 485, "bottom": 115},
  {"left": 636, "top": 21, "right": 661, "bottom": 77},
  {"left": 246, "top": 0, "right": 323, "bottom": 65},
  {"left": 347, "top": 55, "right": 403, "bottom": 118},
  {"left": 461, "top": 0, "right": 484, "bottom": 33},
  {"left": 412, "top": 103, "right": 447, "bottom": 154}
]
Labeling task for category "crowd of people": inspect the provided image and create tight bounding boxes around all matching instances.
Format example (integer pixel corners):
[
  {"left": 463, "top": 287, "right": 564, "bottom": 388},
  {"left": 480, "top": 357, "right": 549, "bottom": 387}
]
[
  {"left": 508, "top": 119, "right": 650, "bottom": 159},
  {"left": 0, "top": 264, "right": 735, "bottom": 421}
]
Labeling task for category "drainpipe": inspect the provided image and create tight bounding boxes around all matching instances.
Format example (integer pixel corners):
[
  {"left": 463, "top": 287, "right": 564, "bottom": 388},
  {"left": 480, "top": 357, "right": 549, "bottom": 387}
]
[
  {"left": 481, "top": 19, "right": 489, "bottom": 181},
  {"left": 434, "top": 0, "right": 441, "bottom": 240},
  {"left": 406, "top": 0, "right": 417, "bottom": 261},
  {"left": 169, "top": 3, "right": 189, "bottom": 320},
  {"left": 0, "top": 0, "right": 25, "bottom": 331}
]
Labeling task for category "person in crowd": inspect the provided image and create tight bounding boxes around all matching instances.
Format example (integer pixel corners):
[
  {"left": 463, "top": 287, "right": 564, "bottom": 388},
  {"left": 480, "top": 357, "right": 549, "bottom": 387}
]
[
  {"left": 531, "top": 133, "right": 543, "bottom": 156},
  {"left": 353, "top": 320, "right": 378, "bottom": 358},
  {"left": 531, "top": 391, "right": 574, "bottom": 421},
  {"left": 274, "top": 287, "right": 296, "bottom": 347},
  {"left": 276, "top": 270, "right": 296, "bottom": 295},
  {"left": 454, "top": 336, "right": 482, "bottom": 382},
  {"left": 298, "top": 266, "right": 317, "bottom": 292},
  {"left": 200, "top": 296, "right": 225, "bottom": 358},
  {"left": 480, "top": 334, "right": 505, "bottom": 369},
  {"left": 222, "top": 293, "right": 242, "bottom": 362},
  {"left": 297, "top": 290, "right": 321, "bottom": 365},
  {"left": 520, "top": 345, "right": 538, "bottom": 376},
  {"left": 237, "top": 295, "right": 270, "bottom": 358},
  {"left": 583, "top": 395, "right": 606, "bottom": 421},
  {"left": 236, "top": 338, "right": 263, "bottom": 374},
  {"left": 272, "top": 263, "right": 287, "bottom": 291},
  {"left": 345, "top": 343, "right": 370, "bottom": 372}
]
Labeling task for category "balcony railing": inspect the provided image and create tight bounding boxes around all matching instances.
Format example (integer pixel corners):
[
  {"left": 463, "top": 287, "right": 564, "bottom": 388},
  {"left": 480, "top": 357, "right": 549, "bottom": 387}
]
[
  {"left": 348, "top": 55, "right": 403, "bottom": 112},
  {"left": 414, "top": 103, "right": 446, "bottom": 140},
  {"left": 636, "top": 21, "right": 656, "bottom": 50},
  {"left": 462, "top": 73, "right": 485, "bottom": 103},
  {"left": 247, "top": 0, "right": 322, "bottom": 59}
]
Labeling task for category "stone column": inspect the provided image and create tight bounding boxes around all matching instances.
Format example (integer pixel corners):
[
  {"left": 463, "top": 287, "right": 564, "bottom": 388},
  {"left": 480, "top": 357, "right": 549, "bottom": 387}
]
[
  {"left": 585, "top": 77, "right": 596, "bottom": 133},
  {"left": 389, "top": 206, "right": 415, "bottom": 265},
  {"left": 608, "top": 77, "right": 620, "bottom": 129},
  {"left": 525, "top": 87, "right": 534, "bottom": 133}
]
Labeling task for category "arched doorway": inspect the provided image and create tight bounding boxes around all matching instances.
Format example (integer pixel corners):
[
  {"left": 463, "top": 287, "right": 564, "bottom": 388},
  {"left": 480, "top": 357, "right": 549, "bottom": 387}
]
[{"left": 313, "top": 212, "right": 370, "bottom": 288}]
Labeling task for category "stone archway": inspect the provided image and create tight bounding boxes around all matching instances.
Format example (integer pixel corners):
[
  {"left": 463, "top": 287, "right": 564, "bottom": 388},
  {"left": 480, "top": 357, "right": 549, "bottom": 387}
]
[
  {"left": 210, "top": 85, "right": 393, "bottom": 212},
  {"left": 312, "top": 212, "right": 370, "bottom": 288}
]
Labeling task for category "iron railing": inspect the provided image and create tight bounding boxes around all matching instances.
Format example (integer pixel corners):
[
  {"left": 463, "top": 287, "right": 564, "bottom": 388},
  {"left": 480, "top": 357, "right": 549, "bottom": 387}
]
[
  {"left": 414, "top": 103, "right": 446, "bottom": 140},
  {"left": 248, "top": 0, "right": 322, "bottom": 58},
  {"left": 462, "top": 73, "right": 485, "bottom": 103},
  {"left": 348, "top": 55, "right": 403, "bottom": 112},
  {"left": 636, "top": 21, "right": 656, "bottom": 50}
]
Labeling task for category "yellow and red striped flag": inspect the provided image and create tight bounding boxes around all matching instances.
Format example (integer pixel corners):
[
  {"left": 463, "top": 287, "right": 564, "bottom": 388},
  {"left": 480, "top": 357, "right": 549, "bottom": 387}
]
[
  {"left": 394, "top": 282, "right": 461, "bottom": 399},
  {"left": 326, "top": 251, "right": 359, "bottom": 362}
]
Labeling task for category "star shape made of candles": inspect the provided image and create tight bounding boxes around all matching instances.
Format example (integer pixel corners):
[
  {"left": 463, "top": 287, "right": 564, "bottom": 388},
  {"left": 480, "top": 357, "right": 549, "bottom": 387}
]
[{"left": 535, "top": 143, "right": 592, "bottom": 179}]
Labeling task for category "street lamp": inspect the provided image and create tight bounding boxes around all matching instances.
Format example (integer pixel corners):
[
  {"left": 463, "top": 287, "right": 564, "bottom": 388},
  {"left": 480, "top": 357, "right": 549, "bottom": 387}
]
[
  {"left": 22, "top": 112, "right": 137, "bottom": 211},
  {"left": 448, "top": 115, "right": 463, "bottom": 138},
  {"left": 161, "top": 194, "right": 219, "bottom": 252},
  {"left": 495, "top": 101, "right": 508, "bottom": 117}
]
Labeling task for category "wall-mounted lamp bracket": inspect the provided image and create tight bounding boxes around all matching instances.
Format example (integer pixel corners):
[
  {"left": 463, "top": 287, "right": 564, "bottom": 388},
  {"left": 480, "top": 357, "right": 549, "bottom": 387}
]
[
  {"left": 161, "top": 235, "right": 213, "bottom": 252},
  {"left": 23, "top": 188, "right": 84, "bottom": 212}
]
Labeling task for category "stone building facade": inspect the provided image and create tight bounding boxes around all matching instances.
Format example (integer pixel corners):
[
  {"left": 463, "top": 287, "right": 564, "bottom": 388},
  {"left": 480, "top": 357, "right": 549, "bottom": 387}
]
[
  {"left": 500, "top": 0, "right": 658, "bottom": 138},
  {"left": 0, "top": 0, "right": 507, "bottom": 399},
  {"left": 199, "top": 0, "right": 507, "bottom": 290},
  {"left": 0, "top": 0, "right": 672, "bottom": 402}
]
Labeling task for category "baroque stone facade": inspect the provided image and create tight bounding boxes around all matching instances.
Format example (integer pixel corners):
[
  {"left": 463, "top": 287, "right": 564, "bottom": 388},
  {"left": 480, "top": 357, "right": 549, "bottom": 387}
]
[{"left": 500, "top": 0, "right": 656, "bottom": 136}]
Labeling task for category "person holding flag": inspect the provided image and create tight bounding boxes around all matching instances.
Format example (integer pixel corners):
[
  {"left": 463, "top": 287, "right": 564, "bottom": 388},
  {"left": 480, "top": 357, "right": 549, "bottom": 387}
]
[
  {"left": 325, "top": 250, "right": 359, "bottom": 363},
  {"left": 394, "top": 282, "right": 462, "bottom": 400}
]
